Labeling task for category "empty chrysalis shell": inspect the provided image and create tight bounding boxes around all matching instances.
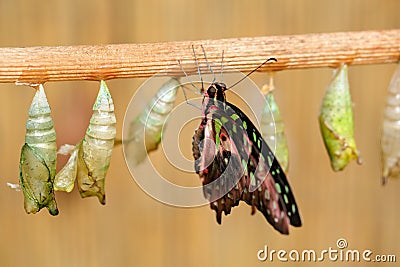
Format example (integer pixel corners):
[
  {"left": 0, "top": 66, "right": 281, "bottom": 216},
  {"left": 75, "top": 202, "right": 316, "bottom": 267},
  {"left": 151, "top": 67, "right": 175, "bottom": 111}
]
[
  {"left": 55, "top": 81, "right": 116, "bottom": 204},
  {"left": 125, "top": 78, "right": 180, "bottom": 166},
  {"left": 19, "top": 84, "right": 58, "bottom": 215},
  {"left": 381, "top": 62, "right": 400, "bottom": 184},
  {"left": 319, "top": 64, "right": 362, "bottom": 171},
  {"left": 260, "top": 74, "right": 289, "bottom": 173},
  {"left": 54, "top": 144, "right": 78, "bottom": 192}
]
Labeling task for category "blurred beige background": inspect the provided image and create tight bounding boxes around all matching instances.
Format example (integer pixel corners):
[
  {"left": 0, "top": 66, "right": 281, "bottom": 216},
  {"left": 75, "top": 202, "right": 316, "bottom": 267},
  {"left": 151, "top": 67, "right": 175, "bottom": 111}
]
[{"left": 0, "top": 1, "right": 399, "bottom": 266}]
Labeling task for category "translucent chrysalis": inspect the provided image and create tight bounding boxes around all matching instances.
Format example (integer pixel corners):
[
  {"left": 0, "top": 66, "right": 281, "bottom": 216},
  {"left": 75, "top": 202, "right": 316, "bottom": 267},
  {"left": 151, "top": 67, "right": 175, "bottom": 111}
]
[
  {"left": 260, "top": 73, "right": 289, "bottom": 173},
  {"left": 55, "top": 81, "right": 116, "bottom": 204},
  {"left": 124, "top": 78, "right": 180, "bottom": 166},
  {"left": 19, "top": 85, "right": 58, "bottom": 215}
]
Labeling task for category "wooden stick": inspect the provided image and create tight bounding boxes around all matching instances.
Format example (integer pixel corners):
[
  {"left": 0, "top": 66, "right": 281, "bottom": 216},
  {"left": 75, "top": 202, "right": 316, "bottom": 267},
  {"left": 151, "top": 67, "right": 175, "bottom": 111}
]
[{"left": 0, "top": 29, "right": 399, "bottom": 84}]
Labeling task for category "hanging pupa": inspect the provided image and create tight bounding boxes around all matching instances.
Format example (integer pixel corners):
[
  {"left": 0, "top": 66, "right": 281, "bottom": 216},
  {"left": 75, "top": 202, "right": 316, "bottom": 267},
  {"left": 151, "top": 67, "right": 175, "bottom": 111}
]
[
  {"left": 260, "top": 73, "right": 289, "bottom": 173},
  {"left": 124, "top": 78, "right": 180, "bottom": 166},
  {"left": 319, "top": 64, "right": 362, "bottom": 171},
  {"left": 54, "top": 81, "right": 116, "bottom": 204},
  {"left": 19, "top": 84, "right": 58, "bottom": 215},
  {"left": 381, "top": 62, "right": 400, "bottom": 184}
]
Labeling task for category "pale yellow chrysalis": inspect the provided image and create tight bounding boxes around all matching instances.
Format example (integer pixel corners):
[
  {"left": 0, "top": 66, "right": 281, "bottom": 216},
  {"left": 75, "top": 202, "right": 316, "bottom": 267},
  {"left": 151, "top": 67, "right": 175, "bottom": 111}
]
[{"left": 381, "top": 62, "right": 400, "bottom": 184}]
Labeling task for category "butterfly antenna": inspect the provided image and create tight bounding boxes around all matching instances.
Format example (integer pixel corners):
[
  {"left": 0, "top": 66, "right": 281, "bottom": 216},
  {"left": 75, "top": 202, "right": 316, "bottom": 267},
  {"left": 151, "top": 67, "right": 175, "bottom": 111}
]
[
  {"left": 177, "top": 59, "right": 202, "bottom": 110},
  {"left": 201, "top": 45, "right": 215, "bottom": 83},
  {"left": 227, "top": 57, "right": 277, "bottom": 90},
  {"left": 178, "top": 59, "right": 201, "bottom": 94},
  {"left": 192, "top": 45, "right": 204, "bottom": 93}
]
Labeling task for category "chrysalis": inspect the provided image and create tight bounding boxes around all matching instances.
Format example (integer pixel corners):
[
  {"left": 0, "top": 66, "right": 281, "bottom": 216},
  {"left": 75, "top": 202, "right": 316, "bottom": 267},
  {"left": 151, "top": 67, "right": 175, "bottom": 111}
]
[
  {"left": 19, "top": 84, "right": 58, "bottom": 215},
  {"left": 260, "top": 74, "right": 289, "bottom": 173},
  {"left": 55, "top": 81, "right": 116, "bottom": 204},
  {"left": 319, "top": 64, "right": 362, "bottom": 171},
  {"left": 381, "top": 62, "right": 400, "bottom": 184},
  {"left": 124, "top": 78, "right": 180, "bottom": 166},
  {"left": 54, "top": 144, "right": 78, "bottom": 192}
]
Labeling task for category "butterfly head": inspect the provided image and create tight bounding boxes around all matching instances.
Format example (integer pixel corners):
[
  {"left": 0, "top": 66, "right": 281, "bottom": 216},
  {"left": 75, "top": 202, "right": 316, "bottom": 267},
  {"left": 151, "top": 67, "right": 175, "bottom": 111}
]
[{"left": 204, "top": 82, "right": 227, "bottom": 103}]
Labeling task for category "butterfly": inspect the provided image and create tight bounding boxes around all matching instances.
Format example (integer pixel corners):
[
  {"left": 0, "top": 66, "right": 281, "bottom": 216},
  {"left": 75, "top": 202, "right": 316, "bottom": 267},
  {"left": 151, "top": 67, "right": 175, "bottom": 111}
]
[{"left": 191, "top": 55, "right": 302, "bottom": 234}]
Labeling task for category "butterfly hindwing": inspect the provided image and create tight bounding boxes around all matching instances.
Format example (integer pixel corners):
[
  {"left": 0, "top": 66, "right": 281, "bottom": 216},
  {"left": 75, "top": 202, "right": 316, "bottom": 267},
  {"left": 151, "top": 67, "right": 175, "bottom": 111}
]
[{"left": 193, "top": 108, "right": 245, "bottom": 224}]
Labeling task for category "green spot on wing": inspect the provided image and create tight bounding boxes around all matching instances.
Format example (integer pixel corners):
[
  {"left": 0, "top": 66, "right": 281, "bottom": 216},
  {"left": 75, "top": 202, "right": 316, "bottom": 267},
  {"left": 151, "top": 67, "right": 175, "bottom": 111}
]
[
  {"left": 221, "top": 116, "right": 229, "bottom": 124},
  {"left": 285, "top": 185, "right": 289, "bottom": 193},
  {"left": 231, "top": 113, "right": 240, "bottom": 121},
  {"left": 232, "top": 124, "right": 237, "bottom": 133},
  {"left": 264, "top": 190, "right": 270, "bottom": 200},
  {"left": 284, "top": 194, "right": 289, "bottom": 204},
  {"left": 242, "top": 159, "right": 247, "bottom": 171},
  {"left": 250, "top": 172, "right": 256, "bottom": 186},
  {"left": 267, "top": 156, "right": 272, "bottom": 167},
  {"left": 275, "top": 183, "right": 282, "bottom": 194}
]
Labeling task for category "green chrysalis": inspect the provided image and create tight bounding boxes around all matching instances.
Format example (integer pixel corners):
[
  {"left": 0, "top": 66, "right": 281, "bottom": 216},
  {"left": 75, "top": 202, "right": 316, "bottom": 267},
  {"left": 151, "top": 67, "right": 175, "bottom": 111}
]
[
  {"left": 19, "top": 85, "right": 58, "bottom": 215},
  {"left": 319, "top": 64, "right": 362, "bottom": 171}
]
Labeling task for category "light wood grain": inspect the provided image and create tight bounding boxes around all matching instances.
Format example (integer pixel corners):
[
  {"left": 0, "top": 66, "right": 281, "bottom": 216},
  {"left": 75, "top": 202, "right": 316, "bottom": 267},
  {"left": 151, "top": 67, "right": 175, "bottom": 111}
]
[{"left": 0, "top": 29, "right": 399, "bottom": 84}]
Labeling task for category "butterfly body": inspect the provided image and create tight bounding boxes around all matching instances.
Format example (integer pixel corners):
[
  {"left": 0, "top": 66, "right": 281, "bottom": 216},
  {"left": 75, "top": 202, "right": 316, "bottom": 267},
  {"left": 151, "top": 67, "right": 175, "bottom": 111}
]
[{"left": 192, "top": 82, "right": 301, "bottom": 234}]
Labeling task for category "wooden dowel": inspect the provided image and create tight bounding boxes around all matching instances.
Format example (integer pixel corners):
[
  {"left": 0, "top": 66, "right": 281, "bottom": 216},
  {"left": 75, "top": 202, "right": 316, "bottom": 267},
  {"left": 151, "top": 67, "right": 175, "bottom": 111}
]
[{"left": 0, "top": 29, "right": 399, "bottom": 84}]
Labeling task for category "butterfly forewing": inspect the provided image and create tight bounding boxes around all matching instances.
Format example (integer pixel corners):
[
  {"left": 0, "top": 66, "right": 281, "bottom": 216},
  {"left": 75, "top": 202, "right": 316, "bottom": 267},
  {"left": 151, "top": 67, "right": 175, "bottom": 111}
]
[{"left": 228, "top": 104, "right": 302, "bottom": 228}]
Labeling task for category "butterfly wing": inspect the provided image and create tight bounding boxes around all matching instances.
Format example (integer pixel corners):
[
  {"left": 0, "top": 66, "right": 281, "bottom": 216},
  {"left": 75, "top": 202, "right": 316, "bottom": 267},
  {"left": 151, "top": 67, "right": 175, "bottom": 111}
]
[
  {"left": 193, "top": 107, "right": 245, "bottom": 224},
  {"left": 193, "top": 99, "right": 301, "bottom": 234},
  {"left": 228, "top": 103, "right": 301, "bottom": 233}
]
